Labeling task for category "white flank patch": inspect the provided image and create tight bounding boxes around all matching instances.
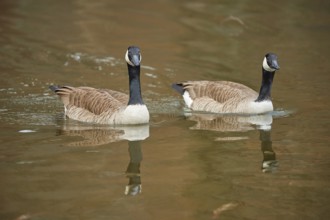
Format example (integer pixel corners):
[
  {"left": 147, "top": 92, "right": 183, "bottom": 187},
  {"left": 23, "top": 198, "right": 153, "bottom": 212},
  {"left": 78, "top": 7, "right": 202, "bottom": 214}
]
[
  {"left": 262, "top": 57, "right": 276, "bottom": 72},
  {"left": 183, "top": 91, "right": 193, "bottom": 108}
]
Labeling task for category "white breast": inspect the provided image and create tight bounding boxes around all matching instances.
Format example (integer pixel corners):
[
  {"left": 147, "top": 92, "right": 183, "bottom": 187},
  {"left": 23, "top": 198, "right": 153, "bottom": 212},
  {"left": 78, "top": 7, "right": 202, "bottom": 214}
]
[
  {"left": 113, "top": 104, "right": 150, "bottom": 125},
  {"left": 244, "top": 100, "right": 273, "bottom": 114}
]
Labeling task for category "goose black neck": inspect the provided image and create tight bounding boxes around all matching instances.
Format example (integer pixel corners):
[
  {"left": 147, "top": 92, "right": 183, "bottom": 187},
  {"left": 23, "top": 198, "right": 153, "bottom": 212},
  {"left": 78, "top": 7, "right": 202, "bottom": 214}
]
[
  {"left": 127, "top": 64, "right": 144, "bottom": 105},
  {"left": 255, "top": 68, "right": 275, "bottom": 102}
]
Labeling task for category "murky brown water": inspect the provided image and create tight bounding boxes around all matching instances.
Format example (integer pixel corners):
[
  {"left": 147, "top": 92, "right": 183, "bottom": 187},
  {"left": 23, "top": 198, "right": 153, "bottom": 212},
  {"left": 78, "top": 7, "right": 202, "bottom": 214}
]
[{"left": 1, "top": 0, "right": 329, "bottom": 219}]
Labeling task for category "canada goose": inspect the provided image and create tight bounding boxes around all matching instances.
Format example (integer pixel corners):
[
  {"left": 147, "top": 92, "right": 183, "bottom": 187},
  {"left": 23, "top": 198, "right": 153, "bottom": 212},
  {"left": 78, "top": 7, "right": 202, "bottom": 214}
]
[
  {"left": 172, "top": 53, "right": 280, "bottom": 114},
  {"left": 50, "top": 46, "right": 149, "bottom": 125}
]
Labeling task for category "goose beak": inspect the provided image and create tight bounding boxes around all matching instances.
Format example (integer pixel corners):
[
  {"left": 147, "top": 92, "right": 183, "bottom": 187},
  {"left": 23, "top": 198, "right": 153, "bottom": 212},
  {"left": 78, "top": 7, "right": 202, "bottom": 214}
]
[
  {"left": 131, "top": 54, "right": 141, "bottom": 66},
  {"left": 271, "top": 60, "right": 280, "bottom": 70}
]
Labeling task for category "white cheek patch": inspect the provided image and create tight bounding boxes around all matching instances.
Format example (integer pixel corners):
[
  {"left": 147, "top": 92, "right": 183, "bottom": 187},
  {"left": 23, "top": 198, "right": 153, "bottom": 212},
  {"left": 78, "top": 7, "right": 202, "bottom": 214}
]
[
  {"left": 125, "top": 50, "right": 142, "bottom": 67},
  {"left": 125, "top": 50, "right": 135, "bottom": 66},
  {"left": 262, "top": 57, "right": 276, "bottom": 72}
]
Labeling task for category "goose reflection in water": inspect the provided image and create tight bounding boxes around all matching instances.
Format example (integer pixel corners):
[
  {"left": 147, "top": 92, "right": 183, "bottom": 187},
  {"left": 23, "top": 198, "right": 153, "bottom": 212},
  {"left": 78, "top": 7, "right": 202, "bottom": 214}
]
[
  {"left": 185, "top": 112, "right": 278, "bottom": 173},
  {"left": 125, "top": 140, "right": 143, "bottom": 196},
  {"left": 56, "top": 119, "right": 149, "bottom": 195},
  {"left": 57, "top": 120, "right": 149, "bottom": 146}
]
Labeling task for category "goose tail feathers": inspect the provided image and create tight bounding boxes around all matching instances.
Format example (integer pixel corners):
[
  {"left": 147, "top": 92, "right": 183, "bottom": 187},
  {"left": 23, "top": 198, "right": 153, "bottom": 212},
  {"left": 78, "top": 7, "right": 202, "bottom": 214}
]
[
  {"left": 171, "top": 83, "right": 185, "bottom": 95},
  {"left": 49, "top": 85, "right": 61, "bottom": 92}
]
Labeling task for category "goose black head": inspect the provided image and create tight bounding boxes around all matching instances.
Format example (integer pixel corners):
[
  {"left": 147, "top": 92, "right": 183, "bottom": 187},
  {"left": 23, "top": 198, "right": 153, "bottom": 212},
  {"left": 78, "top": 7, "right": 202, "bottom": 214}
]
[
  {"left": 263, "top": 53, "right": 280, "bottom": 72},
  {"left": 125, "top": 46, "right": 142, "bottom": 67}
]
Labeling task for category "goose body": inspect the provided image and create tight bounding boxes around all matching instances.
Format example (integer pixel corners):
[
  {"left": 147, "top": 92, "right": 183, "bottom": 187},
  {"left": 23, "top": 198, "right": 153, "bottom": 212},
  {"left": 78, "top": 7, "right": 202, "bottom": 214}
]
[
  {"left": 50, "top": 46, "right": 149, "bottom": 125},
  {"left": 172, "top": 53, "right": 280, "bottom": 114}
]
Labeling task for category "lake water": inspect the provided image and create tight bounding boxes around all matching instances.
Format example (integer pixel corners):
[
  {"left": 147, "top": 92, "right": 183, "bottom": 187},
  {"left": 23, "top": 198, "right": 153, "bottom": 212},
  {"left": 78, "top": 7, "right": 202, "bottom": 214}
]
[{"left": 0, "top": 0, "right": 329, "bottom": 219}]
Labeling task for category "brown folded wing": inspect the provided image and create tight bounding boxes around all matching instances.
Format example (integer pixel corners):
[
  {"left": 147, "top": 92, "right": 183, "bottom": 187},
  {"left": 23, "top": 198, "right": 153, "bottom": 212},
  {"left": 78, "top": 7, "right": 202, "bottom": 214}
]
[
  {"left": 54, "top": 86, "right": 129, "bottom": 115},
  {"left": 180, "top": 81, "right": 257, "bottom": 103}
]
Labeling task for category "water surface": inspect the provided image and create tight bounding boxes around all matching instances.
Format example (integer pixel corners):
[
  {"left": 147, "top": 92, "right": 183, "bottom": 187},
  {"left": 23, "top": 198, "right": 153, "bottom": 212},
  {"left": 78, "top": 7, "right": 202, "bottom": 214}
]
[{"left": 0, "top": 0, "right": 329, "bottom": 219}]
